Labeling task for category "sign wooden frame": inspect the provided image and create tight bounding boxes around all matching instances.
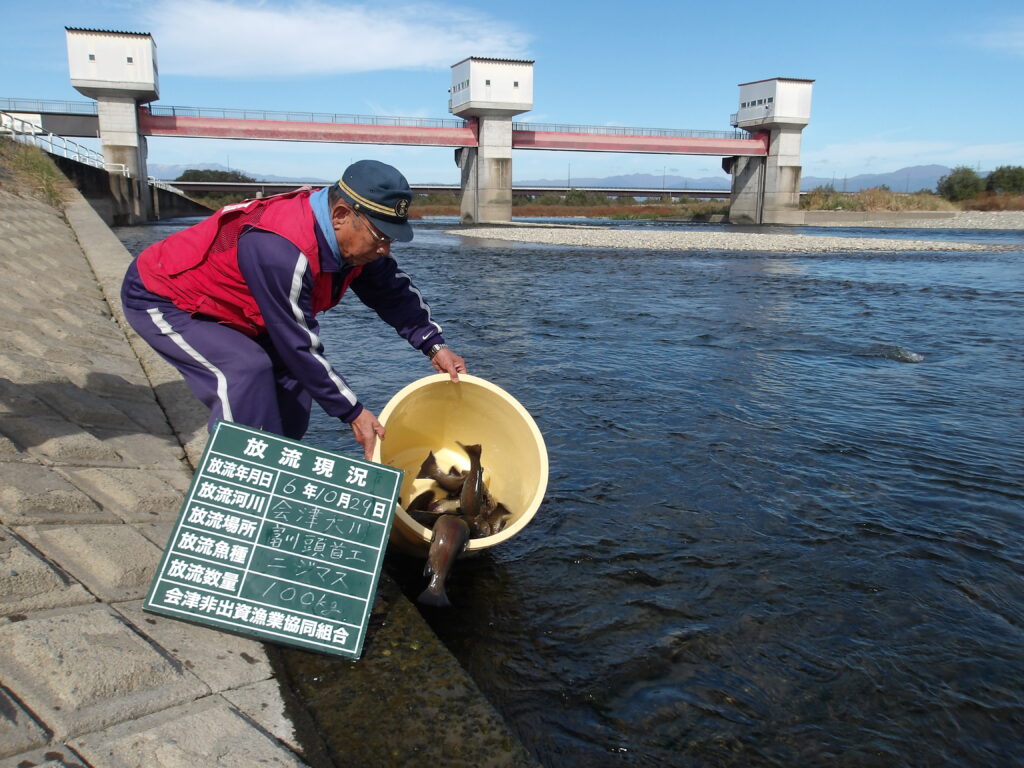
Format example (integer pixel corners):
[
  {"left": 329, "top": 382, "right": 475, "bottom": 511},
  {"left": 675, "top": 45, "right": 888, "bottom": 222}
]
[{"left": 144, "top": 420, "right": 402, "bottom": 659}]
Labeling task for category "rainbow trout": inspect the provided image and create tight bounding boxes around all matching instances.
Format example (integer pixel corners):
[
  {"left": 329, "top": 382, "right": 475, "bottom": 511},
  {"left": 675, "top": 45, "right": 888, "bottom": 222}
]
[
  {"left": 456, "top": 442, "right": 514, "bottom": 538},
  {"left": 405, "top": 489, "right": 440, "bottom": 527},
  {"left": 418, "top": 514, "right": 470, "bottom": 607},
  {"left": 417, "top": 451, "right": 466, "bottom": 493},
  {"left": 457, "top": 442, "right": 485, "bottom": 517},
  {"left": 428, "top": 498, "right": 461, "bottom": 515}
]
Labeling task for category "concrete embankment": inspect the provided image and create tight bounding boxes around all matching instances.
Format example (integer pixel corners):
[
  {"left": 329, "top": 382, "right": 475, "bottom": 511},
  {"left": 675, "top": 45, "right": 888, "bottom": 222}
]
[
  {"left": 0, "top": 158, "right": 537, "bottom": 767},
  {"left": 49, "top": 155, "right": 212, "bottom": 227}
]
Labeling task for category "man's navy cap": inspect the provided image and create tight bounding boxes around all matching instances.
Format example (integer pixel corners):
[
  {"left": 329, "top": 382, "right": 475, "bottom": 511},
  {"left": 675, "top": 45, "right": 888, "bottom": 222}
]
[{"left": 335, "top": 159, "right": 414, "bottom": 243}]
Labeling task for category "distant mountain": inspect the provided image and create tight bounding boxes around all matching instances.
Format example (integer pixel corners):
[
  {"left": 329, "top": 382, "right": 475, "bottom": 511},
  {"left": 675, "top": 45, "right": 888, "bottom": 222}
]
[
  {"left": 148, "top": 162, "right": 330, "bottom": 184},
  {"left": 518, "top": 165, "right": 955, "bottom": 193},
  {"left": 149, "top": 161, "right": 956, "bottom": 193},
  {"left": 800, "top": 165, "right": 951, "bottom": 194}
]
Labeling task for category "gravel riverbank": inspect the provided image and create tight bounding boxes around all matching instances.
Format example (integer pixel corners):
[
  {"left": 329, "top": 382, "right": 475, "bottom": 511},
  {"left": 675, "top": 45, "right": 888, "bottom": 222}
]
[
  {"left": 448, "top": 226, "right": 995, "bottom": 253},
  {"left": 812, "top": 210, "right": 1024, "bottom": 229},
  {"left": 446, "top": 211, "right": 1023, "bottom": 252}
]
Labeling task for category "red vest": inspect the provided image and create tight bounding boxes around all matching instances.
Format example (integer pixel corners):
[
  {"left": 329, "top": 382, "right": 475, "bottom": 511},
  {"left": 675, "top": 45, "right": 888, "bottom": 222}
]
[{"left": 137, "top": 189, "right": 362, "bottom": 337}]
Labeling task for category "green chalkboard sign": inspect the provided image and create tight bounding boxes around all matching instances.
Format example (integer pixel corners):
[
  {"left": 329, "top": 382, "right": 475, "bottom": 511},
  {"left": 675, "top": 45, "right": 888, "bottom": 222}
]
[{"left": 144, "top": 420, "right": 402, "bottom": 659}]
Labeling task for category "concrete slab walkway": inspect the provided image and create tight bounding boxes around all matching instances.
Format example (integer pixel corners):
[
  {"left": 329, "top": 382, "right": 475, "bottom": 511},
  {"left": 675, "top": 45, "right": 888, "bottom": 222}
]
[{"left": 0, "top": 163, "right": 537, "bottom": 768}]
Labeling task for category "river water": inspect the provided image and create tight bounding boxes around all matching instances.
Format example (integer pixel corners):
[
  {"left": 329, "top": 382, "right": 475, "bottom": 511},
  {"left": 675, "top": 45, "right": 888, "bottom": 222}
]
[{"left": 116, "top": 217, "right": 1024, "bottom": 767}]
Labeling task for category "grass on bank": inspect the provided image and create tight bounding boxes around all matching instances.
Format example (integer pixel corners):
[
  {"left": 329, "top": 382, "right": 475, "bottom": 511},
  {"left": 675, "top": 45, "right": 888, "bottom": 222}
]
[
  {"left": 0, "top": 138, "right": 68, "bottom": 209},
  {"left": 183, "top": 192, "right": 236, "bottom": 211},
  {"left": 962, "top": 193, "right": 1024, "bottom": 211},
  {"left": 800, "top": 185, "right": 958, "bottom": 212},
  {"left": 800, "top": 185, "right": 1024, "bottom": 212}
]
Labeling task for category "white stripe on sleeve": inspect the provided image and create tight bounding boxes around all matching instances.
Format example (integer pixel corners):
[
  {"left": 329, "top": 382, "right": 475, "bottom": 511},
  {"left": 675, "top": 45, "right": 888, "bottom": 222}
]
[{"left": 288, "top": 253, "right": 358, "bottom": 407}]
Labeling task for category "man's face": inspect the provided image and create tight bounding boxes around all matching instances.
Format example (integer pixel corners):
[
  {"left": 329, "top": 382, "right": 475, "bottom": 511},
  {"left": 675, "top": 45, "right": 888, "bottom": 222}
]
[{"left": 333, "top": 205, "right": 393, "bottom": 266}]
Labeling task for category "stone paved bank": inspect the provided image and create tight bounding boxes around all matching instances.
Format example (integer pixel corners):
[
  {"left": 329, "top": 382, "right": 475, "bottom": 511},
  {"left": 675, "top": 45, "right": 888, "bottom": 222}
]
[{"left": 0, "top": 164, "right": 536, "bottom": 768}]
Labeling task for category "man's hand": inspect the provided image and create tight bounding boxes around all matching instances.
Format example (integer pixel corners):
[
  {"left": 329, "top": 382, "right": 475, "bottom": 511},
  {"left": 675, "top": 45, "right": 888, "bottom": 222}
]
[
  {"left": 431, "top": 348, "right": 468, "bottom": 382},
  {"left": 349, "top": 408, "right": 385, "bottom": 460}
]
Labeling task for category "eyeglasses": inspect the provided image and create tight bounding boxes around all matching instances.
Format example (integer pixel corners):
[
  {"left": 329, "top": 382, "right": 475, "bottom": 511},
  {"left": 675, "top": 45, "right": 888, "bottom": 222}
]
[{"left": 355, "top": 212, "right": 394, "bottom": 246}]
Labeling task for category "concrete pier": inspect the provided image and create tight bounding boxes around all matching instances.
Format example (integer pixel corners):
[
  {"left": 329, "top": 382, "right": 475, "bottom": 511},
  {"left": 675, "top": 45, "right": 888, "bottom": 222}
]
[
  {"left": 457, "top": 117, "right": 514, "bottom": 224},
  {"left": 93, "top": 96, "right": 151, "bottom": 222},
  {"left": 727, "top": 125, "right": 806, "bottom": 225},
  {"left": 0, "top": 150, "right": 537, "bottom": 768}
]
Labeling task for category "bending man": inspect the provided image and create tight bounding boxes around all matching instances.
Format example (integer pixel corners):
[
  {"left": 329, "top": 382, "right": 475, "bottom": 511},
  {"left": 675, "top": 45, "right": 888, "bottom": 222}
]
[{"left": 121, "top": 159, "right": 466, "bottom": 459}]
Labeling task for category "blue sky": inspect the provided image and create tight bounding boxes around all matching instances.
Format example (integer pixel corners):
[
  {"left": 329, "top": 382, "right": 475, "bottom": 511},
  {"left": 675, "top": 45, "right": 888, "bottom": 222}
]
[{"left": 3, "top": 0, "right": 1023, "bottom": 184}]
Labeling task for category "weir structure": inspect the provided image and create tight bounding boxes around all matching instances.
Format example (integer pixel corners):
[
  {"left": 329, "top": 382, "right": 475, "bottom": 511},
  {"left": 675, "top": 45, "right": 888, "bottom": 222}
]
[
  {"left": 448, "top": 57, "right": 534, "bottom": 224},
  {"left": 55, "top": 28, "right": 812, "bottom": 225},
  {"left": 726, "top": 78, "right": 815, "bottom": 225},
  {"left": 65, "top": 27, "right": 158, "bottom": 221}
]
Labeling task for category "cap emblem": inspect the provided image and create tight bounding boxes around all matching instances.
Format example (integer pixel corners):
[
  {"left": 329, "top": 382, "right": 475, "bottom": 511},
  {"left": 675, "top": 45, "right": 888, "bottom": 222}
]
[{"left": 395, "top": 198, "right": 409, "bottom": 218}]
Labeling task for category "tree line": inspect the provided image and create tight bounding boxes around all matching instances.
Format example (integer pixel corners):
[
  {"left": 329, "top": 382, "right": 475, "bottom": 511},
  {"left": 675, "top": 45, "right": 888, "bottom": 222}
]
[
  {"left": 937, "top": 165, "right": 1024, "bottom": 201},
  {"left": 175, "top": 169, "right": 257, "bottom": 183}
]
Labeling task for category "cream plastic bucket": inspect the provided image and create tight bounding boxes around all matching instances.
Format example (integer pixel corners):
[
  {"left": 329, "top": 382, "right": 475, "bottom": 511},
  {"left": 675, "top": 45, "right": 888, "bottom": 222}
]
[{"left": 372, "top": 373, "right": 548, "bottom": 555}]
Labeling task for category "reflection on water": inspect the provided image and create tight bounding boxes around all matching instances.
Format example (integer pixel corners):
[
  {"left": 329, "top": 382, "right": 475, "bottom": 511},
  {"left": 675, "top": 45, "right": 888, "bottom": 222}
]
[{"left": 116, "top": 218, "right": 1024, "bottom": 767}]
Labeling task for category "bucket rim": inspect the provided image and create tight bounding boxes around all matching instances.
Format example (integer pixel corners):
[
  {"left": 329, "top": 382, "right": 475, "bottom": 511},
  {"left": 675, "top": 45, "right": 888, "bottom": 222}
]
[{"left": 373, "top": 373, "right": 548, "bottom": 551}]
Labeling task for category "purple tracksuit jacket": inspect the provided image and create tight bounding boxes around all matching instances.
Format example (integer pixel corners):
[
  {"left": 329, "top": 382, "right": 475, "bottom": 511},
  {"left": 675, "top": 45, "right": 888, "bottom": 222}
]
[{"left": 121, "top": 219, "right": 445, "bottom": 437}]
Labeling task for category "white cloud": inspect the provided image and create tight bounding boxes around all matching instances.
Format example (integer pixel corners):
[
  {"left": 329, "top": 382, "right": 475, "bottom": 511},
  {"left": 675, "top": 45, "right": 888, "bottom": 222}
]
[
  {"left": 968, "top": 17, "right": 1024, "bottom": 57},
  {"left": 143, "top": 0, "right": 531, "bottom": 77},
  {"left": 803, "top": 139, "right": 1024, "bottom": 175}
]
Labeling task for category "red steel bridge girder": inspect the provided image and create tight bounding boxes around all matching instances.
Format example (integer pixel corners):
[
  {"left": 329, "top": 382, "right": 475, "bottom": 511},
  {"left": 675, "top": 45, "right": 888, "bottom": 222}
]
[
  {"left": 138, "top": 109, "right": 768, "bottom": 157},
  {"left": 138, "top": 110, "right": 479, "bottom": 147},
  {"left": 512, "top": 130, "right": 768, "bottom": 156}
]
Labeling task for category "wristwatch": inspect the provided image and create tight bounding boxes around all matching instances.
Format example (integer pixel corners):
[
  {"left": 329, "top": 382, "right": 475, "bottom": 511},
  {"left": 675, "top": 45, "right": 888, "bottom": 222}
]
[{"left": 426, "top": 343, "right": 449, "bottom": 360}]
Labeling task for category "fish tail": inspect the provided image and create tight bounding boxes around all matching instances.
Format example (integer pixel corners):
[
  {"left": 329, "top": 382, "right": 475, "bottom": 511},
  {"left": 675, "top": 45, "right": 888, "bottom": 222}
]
[
  {"left": 417, "top": 451, "right": 439, "bottom": 480},
  {"left": 457, "top": 442, "right": 482, "bottom": 460},
  {"left": 417, "top": 583, "right": 451, "bottom": 608}
]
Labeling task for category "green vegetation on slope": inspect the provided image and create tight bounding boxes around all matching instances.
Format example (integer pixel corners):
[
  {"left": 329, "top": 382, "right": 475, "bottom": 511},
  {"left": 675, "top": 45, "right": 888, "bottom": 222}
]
[{"left": 0, "top": 138, "right": 68, "bottom": 208}]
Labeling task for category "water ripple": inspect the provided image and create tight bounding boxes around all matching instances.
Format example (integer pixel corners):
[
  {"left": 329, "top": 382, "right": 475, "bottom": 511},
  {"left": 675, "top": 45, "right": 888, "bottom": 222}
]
[{"left": 117, "top": 218, "right": 1024, "bottom": 768}]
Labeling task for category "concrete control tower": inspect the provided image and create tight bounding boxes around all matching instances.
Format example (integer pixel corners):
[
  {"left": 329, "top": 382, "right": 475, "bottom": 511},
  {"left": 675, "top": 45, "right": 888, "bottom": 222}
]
[
  {"left": 66, "top": 27, "right": 158, "bottom": 219},
  {"left": 449, "top": 57, "right": 534, "bottom": 223},
  {"left": 726, "top": 77, "right": 814, "bottom": 225}
]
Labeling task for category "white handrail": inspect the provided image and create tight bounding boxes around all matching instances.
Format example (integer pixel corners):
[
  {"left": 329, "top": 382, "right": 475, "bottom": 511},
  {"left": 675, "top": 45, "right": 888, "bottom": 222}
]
[
  {"left": 0, "top": 111, "right": 130, "bottom": 177},
  {"left": 148, "top": 176, "right": 184, "bottom": 194}
]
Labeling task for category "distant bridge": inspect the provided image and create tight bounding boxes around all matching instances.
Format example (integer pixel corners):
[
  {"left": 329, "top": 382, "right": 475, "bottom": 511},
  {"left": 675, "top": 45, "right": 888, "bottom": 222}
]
[
  {"left": 167, "top": 180, "right": 733, "bottom": 199},
  {"left": 1, "top": 98, "right": 768, "bottom": 157}
]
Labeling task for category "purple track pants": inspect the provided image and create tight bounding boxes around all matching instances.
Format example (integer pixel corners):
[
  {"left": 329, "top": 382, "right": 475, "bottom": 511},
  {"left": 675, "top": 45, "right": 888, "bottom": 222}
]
[{"left": 122, "top": 288, "right": 313, "bottom": 440}]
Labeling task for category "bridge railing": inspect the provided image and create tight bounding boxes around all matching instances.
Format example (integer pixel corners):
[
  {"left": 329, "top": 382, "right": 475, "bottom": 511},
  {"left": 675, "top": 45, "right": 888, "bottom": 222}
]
[
  {"left": 2, "top": 97, "right": 748, "bottom": 141},
  {"left": 513, "top": 121, "right": 744, "bottom": 140},
  {"left": 148, "top": 105, "right": 743, "bottom": 140},
  {"left": 0, "top": 97, "right": 99, "bottom": 114},
  {"left": 148, "top": 177, "right": 185, "bottom": 194},
  {"left": 0, "top": 111, "right": 129, "bottom": 176},
  {"left": 146, "top": 105, "right": 470, "bottom": 129}
]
